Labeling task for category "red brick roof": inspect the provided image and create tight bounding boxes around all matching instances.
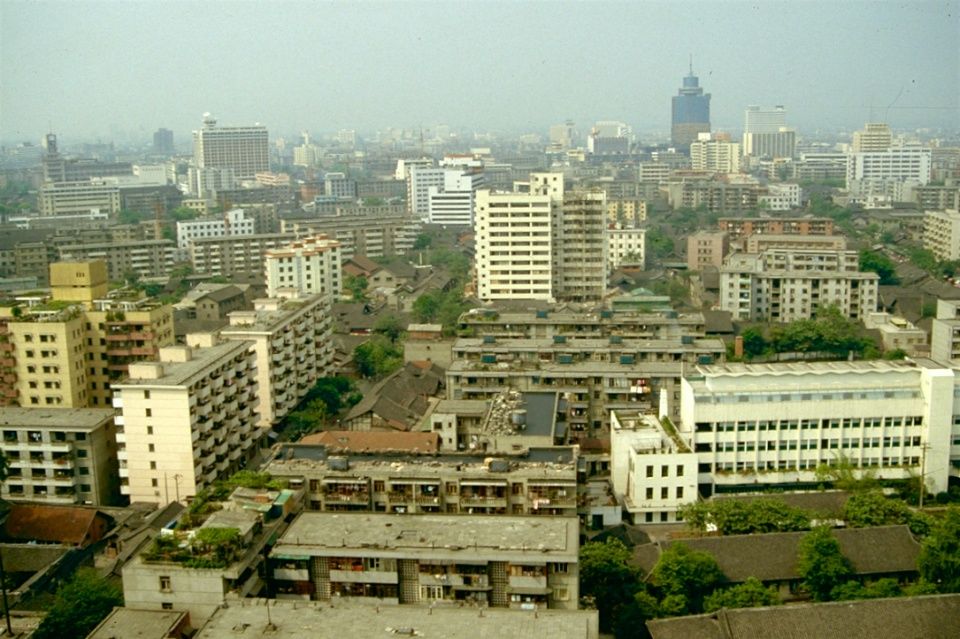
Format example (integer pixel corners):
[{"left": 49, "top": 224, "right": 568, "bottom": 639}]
[{"left": 2, "top": 504, "right": 112, "bottom": 546}]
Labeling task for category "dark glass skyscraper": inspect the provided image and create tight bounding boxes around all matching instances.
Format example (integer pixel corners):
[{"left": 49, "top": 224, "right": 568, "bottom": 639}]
[{"left": 671, "top": 61, "right": 711, "bottom": 150}]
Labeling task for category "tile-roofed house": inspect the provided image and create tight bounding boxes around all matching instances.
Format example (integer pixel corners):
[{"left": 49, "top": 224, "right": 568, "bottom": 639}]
[
  {"left": 646, "top": 594, "right": 960, "bottom": 639},
  {"left": 633, "top": 525, "right": 920, "bottom": 597},
  {"left": 342, "top": 361, "right": 444, "bottom": 431},
  {"left": 1, "top": 504, "right": 113, "bottom": 547},
  {"left": 299, "top": 430, "right": 440, "bottom": 453},
  {"left": 342, "top": 255, "right": 383, "bottom": 278}
]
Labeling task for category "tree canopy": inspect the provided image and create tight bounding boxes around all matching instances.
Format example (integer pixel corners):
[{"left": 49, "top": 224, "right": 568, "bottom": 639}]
[
  {"left": 843, "top": 490, "right": 932, "bottom": 536},
  {"left": 703, "top": 577, "right": 781, "bottom": 612},
  {"left": 33, "top": 569, "right": 123, "bottom": 639},
  {"left": 579, "top": 539, "right": 642, "bottom": 633},
  {"left": 918, "top": 506, "right": 960, "bottom": 592},
  {"left": 651, "top": 543, "right": 725, "bottom": 614},
  {"left": 797, "top": 526, "right": 852, "bottom": 601},
  {"left": 354, "top": 335, "right": 403, "bottom": 379},
  {"left": 858, "top": 250, "right": 899, "bottom": 285},
  {"left": 679, "top": 498, "right": 811, "bottom": 535}
]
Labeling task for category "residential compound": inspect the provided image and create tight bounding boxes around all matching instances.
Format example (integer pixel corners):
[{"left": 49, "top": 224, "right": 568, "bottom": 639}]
[
  {"left": 0, "top": 407, "right": 118, "bottom": 505},
  {"left": 0, "top": 261, "right": 174, "bottom": 409},
  {"left": 474, "top": 173, "right": 607, "bottom": 302},
  {"left": 268, "top": 513, "right": 580, "bottom": 610},
  {"left": 112, "top": 334, "right": 260, "bottom": 504},
  {"left": 720, "top": 249, "right": 879, "bottom": 322},
  {"left": 266, "top": 443, "right": 577, "bottom": 517},
  {"left": 219, "top": 293, "right": 334, "bottom": 428},
  {"left": 264, "top": 234, "right": 341, "bottom": 298}
]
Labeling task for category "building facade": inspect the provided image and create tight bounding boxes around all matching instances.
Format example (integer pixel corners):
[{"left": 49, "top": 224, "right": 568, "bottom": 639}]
[
  {"left": 671, "top": 63, "right": 711, "bottom": 149},
  {"left": 192, "top": 114, "right": 269, "bottom": 180},
  {"left": 263, "top": 235, "right": 342, "bottom": 298},
  {"left": 923, "top": 209, "right": 960, "bottom": 261}
]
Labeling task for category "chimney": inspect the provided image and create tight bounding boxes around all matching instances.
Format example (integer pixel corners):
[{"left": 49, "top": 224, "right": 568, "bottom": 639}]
[{"left": 734, "top": 335, "right": 744, "bottom": 358}]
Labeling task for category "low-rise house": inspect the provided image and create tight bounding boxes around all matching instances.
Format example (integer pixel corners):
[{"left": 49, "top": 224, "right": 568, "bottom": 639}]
[
  {"left": 86, "top": 607, "right": 192, "bottom": 639},
  {"left": 342, "top": 362, "right": 444, "bottom": 431}
]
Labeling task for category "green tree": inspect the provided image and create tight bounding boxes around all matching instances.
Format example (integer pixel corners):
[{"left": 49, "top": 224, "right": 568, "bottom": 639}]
[
  {"left": 859, "top": 250, "right": 899, "bottom": 285},
  {"left": 412, "top": 291, "right": 441, "bottom": 323},
  {"left": 797, "top": 526, "right": 852, "bottom": 601},
  {"left": 372, "top": 313, "right": 404, "bottom": 342},
  {"left": 842, "top": 490, "right": 931, "bottom": 536},
  {"left": 830, "top": 577, "right": 902, "bottom": 601},
  {"left": 579, "top": 539, "right": 641, "bottom": 633},
  {"left": 651, "top": 543, "right": 725, "bottom": 614},
  {"left": 412, "top": 233, "right": 433, "bottom": 250},
  {"left": 169, "top": 206, "right": 199, "bottom": 222},
  {"left": 703, "top": 577, "right": 781, "bottom": 612},
  {"left": 646, "top": 227, "right": 674, "bottom": 259},
  {"left": 353, "top": 335, "right": 403, "bottom": 379},
  {"left": 918, "top": 506, "right": 960, "bottom": 592},
  {"left": 33, "top": 569, "right": 123, "bottom": 639},
  {"left": 815, "top": 452, "right": 878, "bottom": 492},
  {"left": 679, "top": 499, "right": 810, "bottom": 535},
  {"left": 740, "top": 327, "right": 767, "bottom": 358},
  {"left": 613, "top": 590, "right": 660, "bottom": 639},
  {"left": 344, "top": 275, "right": 368, "bottom": 302}
]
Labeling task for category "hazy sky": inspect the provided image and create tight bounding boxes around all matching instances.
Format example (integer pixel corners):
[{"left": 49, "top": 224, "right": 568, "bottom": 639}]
[{"left": 2, "top": 0, "right": 958, "bottom": 144}]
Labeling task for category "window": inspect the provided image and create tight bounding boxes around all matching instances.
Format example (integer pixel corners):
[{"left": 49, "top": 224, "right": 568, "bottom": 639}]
[
  {"left": 676, "top": 465, "right": 684, "bottom": 477},
  {"left": 148, "top": 444, "right": 155, "bottom": 452},
  {"left": 661, "top": 465, "right": 669, "bottom": 477},
  {"left": 159, "top": 576, "right": 172, "bottom": 592},
  {"left": 645, "top": 487, "right": 653, "bottom": 500},
  {"left": 150, "top": 462, "right": 157, "bottom": 470},
  {"left": 161, "top": 603, "right": 173, "bottom": 610},
  {"left": 676, "top": 487, "right": 684, "bottom": 499},
  {"left": 151, "top": 478, "right": 158, "bottom": 486},
  {"left": 661, "top": 487, "right": 669, "bottom": 499},
  {"left": 645, "top": 465, "right": 653, "bottom": 478},
  {"left": 145, "top": 408, "right": 152, "bottom": 417}
]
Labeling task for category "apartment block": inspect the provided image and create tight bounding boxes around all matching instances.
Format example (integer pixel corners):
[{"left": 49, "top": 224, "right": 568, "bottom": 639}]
[
  {"left": 266, "top": 444, "right": 577, "bottom": 517},
  {"left": 677, "top": 360, "right": 957, "bottom": 495},
  {"left": 269, "top": 513, "right": 579, "bottom": 610},
  {"left": 661, "top": 175, "right": 761, "bottom": 213},
  {"left": 38, "top": 180, "right": 122, "bottom": 217},
  {"left": 112, "top": 334, "right": 260, "bottom": 504},
  {"left": 176, "top": 208, "right": 255, "bottom": 251},
  {"left": 193, "top": 115, "right": 269, "bottom": 180},
  {"left": 758, "top": 183, "right": 802, "bottom": 210},
  {"left": 428, "top": 169, "right": 485, "bottom": 226},
  {"left": 690, "top": 136, "right": 742, "bottom": 173},
  {"left": 0, "top": 407, "right": 118, "bottom": 505},
  {"left": 458, "top": 307, "right": 707, "bottom": 340},
  {"left": 264, "top": 235, "right": 342, "bottom": 299},
  {"left": 847, "top": 142, "right": 932, "bottom": 197},
  {"left": 58, "top": 239, "right": 176, "bottom": 280},
  {"left": 474, "top": 173, "right": 607, "bottom": 302},
  {"left": 743, "top": 233, "right": 847, "bottom": 253},
  {"left": 718, "top": 217, "right": 835, "bottom": 238},
  {"left": 610, "top": 410, "right": 698, "bottom": 523},
  {"left": 686, "top": 230, "right": 729, "bottom": 270},
  {"left": 931, "top": 299, "right": 960, "bottom": 363},
  {"left": 189, "top": 232, "right": 295, "bottom": 278},
  {"left": 851, "top": 123, "right": 892, "bottom": 152},
  {"left": 923, "top": 209, "right": 960, "bottom": 261},
  {"left": 606, "top": 198, "right": 647, "bottom": 226},
  {"left": 281, "top": 212, "right": 420, "bottom": 260},
  {"left": 720, "top": 249, "right": 879, "bottom": 322},
  {"left": 220, "top": 293, "right": 333, "bottom": 428},
  {"left": 446, "top": 332, "right": 725, "bottom": 436},
  {"left": 607, "top": 227, "right": 646, "bottom": 273}
]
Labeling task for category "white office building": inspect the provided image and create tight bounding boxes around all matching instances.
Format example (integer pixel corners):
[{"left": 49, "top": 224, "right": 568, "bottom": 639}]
[
  {"left": 846, "top": 142, "right": 932, "bottom": 197},
  {"left": 428, "top": 169, "right": 485, "bottom": 226},
  {"left": 607, "top": 227, "right": 646, "bottom": 273},
  {"left": 176, "top": 208, "right": 255, "bottom": 251},
  {"left": 192, "top": 114, "right": 269, "bottom": 180}
]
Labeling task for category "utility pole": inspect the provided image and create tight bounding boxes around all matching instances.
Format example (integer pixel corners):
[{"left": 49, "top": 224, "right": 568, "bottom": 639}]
[{"left": 919, "top": 443, "right": 929, "bottom": 509}]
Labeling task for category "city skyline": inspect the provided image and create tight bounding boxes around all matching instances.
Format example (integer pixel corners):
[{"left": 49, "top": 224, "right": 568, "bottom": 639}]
[{"left": 1, "top": 0, "right": 958, "bottom": 144}]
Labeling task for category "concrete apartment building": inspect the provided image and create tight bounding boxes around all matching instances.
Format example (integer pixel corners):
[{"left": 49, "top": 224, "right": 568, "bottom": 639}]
[
  {"left": 264, "top": 235, "right": 342, "bottom": 298},
  {"left": 446, "top": 332, "right": 725, "bottom": 436},
  {"left": 474, "top": 173, "right": 607, "bottom": 302},
  {"left": 0, "top": 261, "right": 175, "bottom": 408},
  {"left": 219, "top": 293, "right": 334, "bottom": 428},
  {"left": 690, "top": 135, "right": 742, "bottom": 173},
  {"left": 852, "top": 122, "right": 893, "bottom": 152},
  {"left": 607, "top": 226, "right": 646, "bottom": 273},
  {"left": 112, "top": 334, "right": 260, "bottom": 504},
  {"left": 59, "top": 239, "right": 176, "bottom": 280},
  {"left": 758, "top": 183, "right": 802, "bottom": 211},
  {"left": 0, "top": 407, "right": 118, "bottom": 505},
  {"left": 189, "top": 232, "right": 296, "bottom": 278},
  {"left": 175, "top": 208, "right": 255, "bottom": 251},
  {"left": 743, "top": 233, "right": 847, "bottom": 253},
  {"left": 686, "top": 230, "right": 730, "bottom": 270},
  {"left": 923, "top": 209, "right": 960, "bottom": 261},
  {"left": 846, "top": 142, "right": 932, "bottom": 198},
  {"left": 265, "top": 444, "right": 578, "bottom": 517},
  {"left": 38, "top": 180, "right": 122, "bottom": 217},
  {"left": 428, "top": 168, "right": 486, "bottom": 226},
  {"left": 458, "top": 307, "right": 707, "bottom": 341},
  {"left": 677, "top": 360, "right": 957, "bottom": 495},
  {"left": 281, "top": 212, "right": 420, "bottom": 260},
  {"left": 717, "top": 217, "right": 835, "bottom": 238},
  {"left": 192, "top": 114, "right": 269, "bottom": 180},
  {"left": 720, "top": 249, "right": 879, "bottom": 322},
  {"left": 610, "top": 410, "right": 698, "bottom": 523},
  {"left": 269, "top": 513, "right": 580, "bottom": 610},
  {"left": 932, "top": 299, "right": 960, "bottom": 363}
]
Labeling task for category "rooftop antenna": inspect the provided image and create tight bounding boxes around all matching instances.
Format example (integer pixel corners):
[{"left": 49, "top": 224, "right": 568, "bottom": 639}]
[{"left": 689, "top": 54, "right": 693, "bottom": 75}]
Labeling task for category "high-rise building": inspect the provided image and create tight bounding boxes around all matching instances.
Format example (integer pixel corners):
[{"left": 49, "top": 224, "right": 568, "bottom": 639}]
[
  {"left": 427, "top": 169, "right": 485, "bottom": 226},
  {"left": 153, "top": 128, "right": 174, "bottom": 155},
  {"left": 671, "top": 60, "right": 711, "bottom": 150},
  {"left": 474, "top": 173, "right": 606, "bottom": 302},
  {"left": 852, "top": 123, "right": 893, "bottom": 152},
  {"left": 742, "top": 106, "right": 796, "bottom": 160},
  {"left": 192, "top": 113, "right": 269, "bottom": 180},
  {"left": 263, "top": 235, "right": 342, "bottom": 299},
  {"left": 690, "top": 134, "right": 742, "bottom": 173}
]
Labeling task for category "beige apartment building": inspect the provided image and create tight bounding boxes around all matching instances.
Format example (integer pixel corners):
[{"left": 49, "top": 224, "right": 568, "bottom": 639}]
[
  {"left": 269, "top": 513, "right": 580, "bottom": 610},
  {"left": 686, "top": 230, "right": 729, "bottom": 270},
  {"left": 112, "top": 334, "right": 260, "bottom": 504},
  {"left": 58, "top": 239, "right": 176, "bottom": 280},
  {"left": 265, "top": 444, "right": 578, "bottom": 517},
  {"left": 189, "top": 232, "right": 296, "bottom": 278},
  {"left": 0, "top": 262, "right": 174, "bottom": 409},
  {"left": 219, "top": 293, "right": 334, "bottom": 428},
  {"left": 38, "top": 180, "right": 122, "bottom": 217},
  {"left": 0, "top": 407, "right": 119, "bottom": 505},
  {"left": 264, "top": 234, "right": 342, "bottom": 299},
  {"left": 923, "top": 209, "right": 960, "bottom": 261}
]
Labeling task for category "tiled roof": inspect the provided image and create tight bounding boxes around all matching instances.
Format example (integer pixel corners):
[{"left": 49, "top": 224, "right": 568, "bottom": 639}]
[{"left": 2, "top": 504, "right": 111, "bottom": 546}]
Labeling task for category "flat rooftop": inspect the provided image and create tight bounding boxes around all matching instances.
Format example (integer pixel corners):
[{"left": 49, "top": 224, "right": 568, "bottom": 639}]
[
  {"left": 194, "top": 598, "right": 598, "bottom": 639},
  {"left": 117, "top": 340, "right": 251, "bottom": 387},
  {"left": 273, "top": 513, "right": 579, "bottom": 560},
  {"left": 87, "top": 607, "right": 187, "bottom": 639},
  {"left": 0, "top": 407, "right": 115, "bottom": 430},
  {"left": 697, "top": 359, "right": 925, "bottom": 377},
  {"left": 454, "top": 337, "right": 723, "bottom": 352}
]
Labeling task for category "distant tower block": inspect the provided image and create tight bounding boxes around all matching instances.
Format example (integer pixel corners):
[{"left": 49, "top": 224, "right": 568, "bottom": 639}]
[{"left": 671, "top": 58, "right": 711, "bottom": 151}]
